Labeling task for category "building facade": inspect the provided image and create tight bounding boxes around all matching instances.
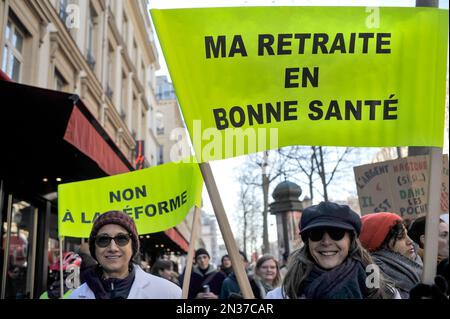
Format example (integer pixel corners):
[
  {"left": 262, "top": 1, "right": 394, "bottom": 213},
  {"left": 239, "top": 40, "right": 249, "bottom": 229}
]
[
  {"left": 0, "top": 0, "right": 191, "bottom": 299},
  {"left": 200, "top": 212, "right": 219, "bottom": 267},
  {"left": 1, "top": 0, "right": 160, "bottom": 164},
  {"left": 155, "top": 75, "right": 190, "bottom": 164}
]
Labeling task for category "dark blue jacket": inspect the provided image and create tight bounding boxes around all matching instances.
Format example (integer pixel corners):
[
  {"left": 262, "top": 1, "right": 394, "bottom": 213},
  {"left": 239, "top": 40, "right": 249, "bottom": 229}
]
[
  {"left": 220, "top": 272, "right": 261, "bottom": 299},
  {"left": 180, "top": 265, "right": 226, "bottom": 299}
]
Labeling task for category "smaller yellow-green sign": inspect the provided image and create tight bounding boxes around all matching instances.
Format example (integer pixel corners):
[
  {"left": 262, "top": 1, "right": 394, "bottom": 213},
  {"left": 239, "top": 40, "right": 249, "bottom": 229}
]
[{"left": 58, "top": 159, "right": 203, "bottom": 238}]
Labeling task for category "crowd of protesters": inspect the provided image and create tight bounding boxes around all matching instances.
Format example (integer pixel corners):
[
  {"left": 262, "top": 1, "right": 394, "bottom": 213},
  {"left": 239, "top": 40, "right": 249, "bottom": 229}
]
[
  {"left": 171, "top": 201, "right": 448, "bottom": 300},
  {"left": 35, "top": 205, "right": 447, "bottom": 299}
]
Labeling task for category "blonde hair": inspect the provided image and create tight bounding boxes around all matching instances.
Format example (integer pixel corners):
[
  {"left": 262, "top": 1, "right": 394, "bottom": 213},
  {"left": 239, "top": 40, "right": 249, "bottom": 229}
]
[
  {"left": 282, "top": 234, "right": 396, "bottom": 299},
  {"left": 255, "top": 254, "right": 282, "bottom": 288}
]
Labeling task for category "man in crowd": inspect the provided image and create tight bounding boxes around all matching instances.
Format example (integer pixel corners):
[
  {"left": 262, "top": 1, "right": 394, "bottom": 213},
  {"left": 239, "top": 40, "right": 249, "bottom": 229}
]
[{"left": 181, "top": 248, "right": 226, "bottom": 299}]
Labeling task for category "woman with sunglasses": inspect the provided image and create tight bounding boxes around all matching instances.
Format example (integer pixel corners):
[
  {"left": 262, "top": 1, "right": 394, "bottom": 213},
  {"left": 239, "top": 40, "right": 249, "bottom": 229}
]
[
  {"left": 69, "top": 210, "right": 181, "bottom": 299},
  {"left": 359, "top": 212, "right": 423, "bottom": 299},
  {"left": 266, "top": 202, "right": 398, "bottom": 299}
]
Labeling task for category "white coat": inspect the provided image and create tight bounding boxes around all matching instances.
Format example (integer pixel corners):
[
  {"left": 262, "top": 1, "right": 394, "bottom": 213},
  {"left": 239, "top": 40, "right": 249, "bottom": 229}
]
[{"left": 69, "top": 264, "right": 181, "bottom": 299}]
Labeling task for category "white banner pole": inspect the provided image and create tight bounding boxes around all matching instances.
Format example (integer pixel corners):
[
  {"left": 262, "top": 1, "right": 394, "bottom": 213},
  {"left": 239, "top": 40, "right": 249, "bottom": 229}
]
[{"left": 421, "top": 147, "right": 442, "bottom": 284}]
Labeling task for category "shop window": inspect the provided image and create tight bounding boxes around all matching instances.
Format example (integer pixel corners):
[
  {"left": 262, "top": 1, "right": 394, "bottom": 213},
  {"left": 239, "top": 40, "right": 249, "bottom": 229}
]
[
  {"left": 1, "top": 18, "right": 25, "bottom": 82},
  {"left": 2, "top": 200, "right": 36, "bottom": 299}
]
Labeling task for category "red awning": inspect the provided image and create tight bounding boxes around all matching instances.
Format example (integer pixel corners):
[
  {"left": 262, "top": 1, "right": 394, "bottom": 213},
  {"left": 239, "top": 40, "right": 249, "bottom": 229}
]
[
  {"left": 0, "top": 79, "right": 133, "bottom": 196},
  {"left": 164, "top": 228, "right": 189, "bottom": 253},
  {"left": 64, "top": 106, "right": 129, "bottom": 175},
  {"left": 1, "top": 78, "right": 189, "bottom": 254},
  {"left": 0, "top": 70, "right": 11, "bottom": 81}
]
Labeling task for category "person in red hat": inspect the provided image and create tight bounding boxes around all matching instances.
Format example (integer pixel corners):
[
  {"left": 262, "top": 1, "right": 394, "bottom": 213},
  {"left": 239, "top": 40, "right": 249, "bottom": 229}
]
[
  {"left": 360, "top": 212, "right": 423, "bottom": 299},
  {"left": 69, "top": 210, "right": 181, "bottom": 299}
]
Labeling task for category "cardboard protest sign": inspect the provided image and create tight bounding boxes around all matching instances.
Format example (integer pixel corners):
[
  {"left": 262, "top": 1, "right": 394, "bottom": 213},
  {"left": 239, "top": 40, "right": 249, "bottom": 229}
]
[
  {"left": 151, "top": 7, "right": 448, "bottom": 162},
  {"left": 58, "top": 159, "right": 203, "bottom": 238},
  {"left": 354, "top": 154, "right": 449, "bottom": 219}
]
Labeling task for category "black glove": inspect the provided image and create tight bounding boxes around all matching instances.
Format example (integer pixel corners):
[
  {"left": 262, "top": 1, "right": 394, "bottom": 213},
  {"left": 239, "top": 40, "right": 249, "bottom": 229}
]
[
  {"left": 409, "top": 275, "right": 448, "bottom": 300},
  {"left": 228, "top": 292, "right": 244, "bottom": 299}
]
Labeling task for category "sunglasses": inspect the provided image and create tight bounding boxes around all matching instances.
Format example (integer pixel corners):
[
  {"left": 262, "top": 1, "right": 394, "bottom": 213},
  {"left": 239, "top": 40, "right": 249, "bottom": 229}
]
[
  {"left": 308, "top": 228, "right": 347, "bottom": 242},
  {"left": 95, "top": 233, "right": 131, "bottom": 248}
]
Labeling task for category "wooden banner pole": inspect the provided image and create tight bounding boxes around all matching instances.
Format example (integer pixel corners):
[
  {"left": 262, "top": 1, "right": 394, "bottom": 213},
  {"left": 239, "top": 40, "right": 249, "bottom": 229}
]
[
  {"left": 421, "top": 147, "right": 443, "bottom": 284},
  {"left": 199, "top": 162, "right": 254, "bottom": 299},
  {"left": 182, "top": 206, "right": 201, "bottom": 299}
]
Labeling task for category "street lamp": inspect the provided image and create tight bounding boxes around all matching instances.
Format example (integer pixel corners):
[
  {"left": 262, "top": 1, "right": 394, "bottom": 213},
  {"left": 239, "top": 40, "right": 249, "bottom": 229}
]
[{"left": 269, "top": 181, "right": 303, "bottom": 260}]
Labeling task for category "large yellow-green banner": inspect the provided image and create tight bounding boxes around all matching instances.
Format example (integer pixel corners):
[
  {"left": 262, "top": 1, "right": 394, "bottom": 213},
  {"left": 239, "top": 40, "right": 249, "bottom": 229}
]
[
  {"left": 58, "top": 160, "right": 203, "bottom": 238},
  {"left": 151, "top": 7, "right": 448, "bottom": 162}
]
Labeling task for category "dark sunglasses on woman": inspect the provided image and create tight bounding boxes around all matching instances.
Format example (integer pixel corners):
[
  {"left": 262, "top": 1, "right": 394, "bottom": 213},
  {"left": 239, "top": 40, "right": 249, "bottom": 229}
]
[
  {"left": 95, "top": 233, "right": 132, "bottom": 247},
  {"left": 308, "top": 228, "right": 347, "bottom": 242}
]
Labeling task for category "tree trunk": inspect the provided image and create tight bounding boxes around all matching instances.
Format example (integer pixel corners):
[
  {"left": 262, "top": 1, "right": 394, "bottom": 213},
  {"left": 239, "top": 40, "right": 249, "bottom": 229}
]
[
  {"left": 262, "top": 151, "right": 270, "bottom": 254},
  {"left": 318, "top": 147, "right": 328, "bottom": 201},
  {"left": 309, "top": 148, "right": 315, "bottom": 201},
  {"left": 243, "top": 211, "right": 248, "bottom": 258}
]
